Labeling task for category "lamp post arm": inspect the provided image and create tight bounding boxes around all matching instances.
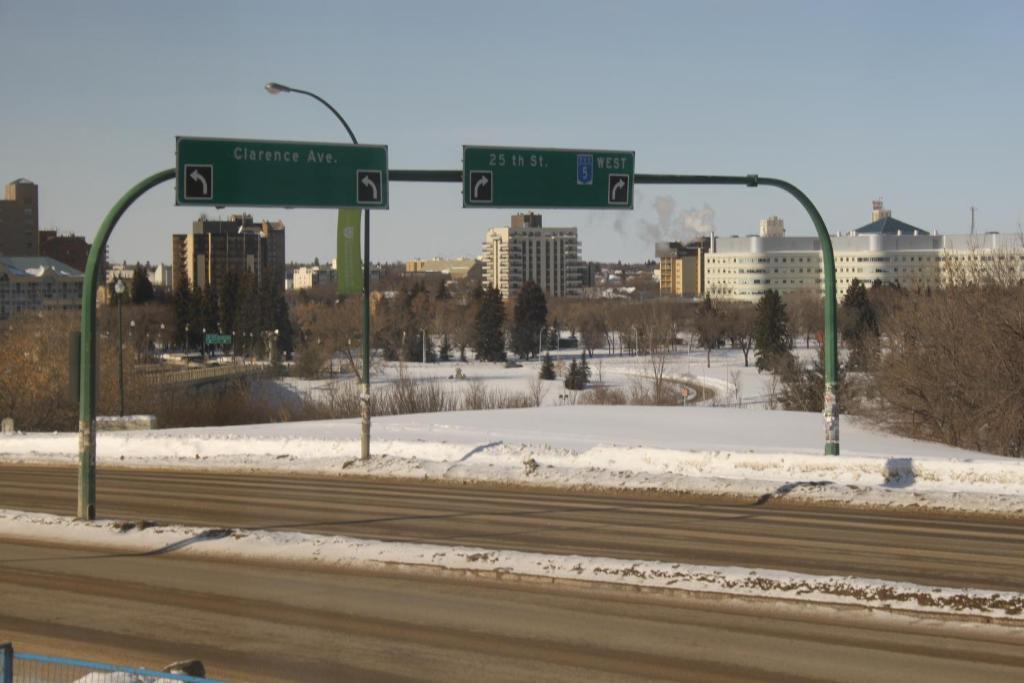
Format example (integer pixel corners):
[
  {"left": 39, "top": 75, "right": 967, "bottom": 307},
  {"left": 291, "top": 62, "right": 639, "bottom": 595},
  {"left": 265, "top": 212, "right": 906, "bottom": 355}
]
[{"left": 287, "top": 87, "right": 359, "bottom": 145}]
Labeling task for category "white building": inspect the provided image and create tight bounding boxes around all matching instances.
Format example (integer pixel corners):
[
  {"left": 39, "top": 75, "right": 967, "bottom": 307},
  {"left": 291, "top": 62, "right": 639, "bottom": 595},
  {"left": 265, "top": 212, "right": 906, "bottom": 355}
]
[
  {"left": 291, "top": 263, "right": 337, "bottom": 290},
  {"left": 0, "top": 256, "right": 83, "bottom": 320},
  {"left": 481, "top": 212, "right": 583, "bottom": 299},
  {"left": 106, "top": 262, "right": 172, "bottom": 290},
  {"left": 704, "top": 205, "right": 1024, "bottom": 302}
]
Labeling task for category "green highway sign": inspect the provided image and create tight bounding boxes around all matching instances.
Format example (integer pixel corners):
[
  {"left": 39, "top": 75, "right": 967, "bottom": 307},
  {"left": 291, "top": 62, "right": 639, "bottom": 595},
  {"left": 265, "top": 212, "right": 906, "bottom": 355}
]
[
  {"left": 462, "top": 146, "right": 634, "bottom": 209},
  {"left": 204, "top": 333, "right": 232, "bottom": 346},
  {"left": 176, "top": 136, "right": 388, "bottom": 209}
]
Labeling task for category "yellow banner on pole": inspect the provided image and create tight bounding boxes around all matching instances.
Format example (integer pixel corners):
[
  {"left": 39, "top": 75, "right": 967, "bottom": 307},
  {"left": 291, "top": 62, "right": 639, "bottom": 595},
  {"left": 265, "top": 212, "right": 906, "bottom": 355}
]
[{"left": 337, "top": 209, "right": 361, "bottom": 295}]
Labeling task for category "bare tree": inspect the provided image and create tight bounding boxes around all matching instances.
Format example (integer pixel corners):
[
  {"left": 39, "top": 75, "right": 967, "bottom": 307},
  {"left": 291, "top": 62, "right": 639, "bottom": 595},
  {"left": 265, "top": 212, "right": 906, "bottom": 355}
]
[
  {"left": 721, "top": 301, "right": 756, "bottom": 367},
  {"left": 785, "top": 288, "right": 824, "bottom": 349},
  {"left": 637, "top": 302, "right": 676, "bottom": 403},
  {"left": 527, "top": 376, "right": 549, "bottom": 407},
  {"left": 694, "top": 297, "right": 726, "bottom": 368},
  {"left": 865, "top": 278, "right": 1024, "bottom": 456}
]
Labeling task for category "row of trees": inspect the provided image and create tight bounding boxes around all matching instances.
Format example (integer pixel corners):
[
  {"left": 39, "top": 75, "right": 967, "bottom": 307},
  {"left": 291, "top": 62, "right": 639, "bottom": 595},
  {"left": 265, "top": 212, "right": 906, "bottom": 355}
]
[
  {"left": 287, "top": 277, "right": 833, "bottom": 377},
  {"left": 171, "top": 268, "right": 293, "bottom": 357}
]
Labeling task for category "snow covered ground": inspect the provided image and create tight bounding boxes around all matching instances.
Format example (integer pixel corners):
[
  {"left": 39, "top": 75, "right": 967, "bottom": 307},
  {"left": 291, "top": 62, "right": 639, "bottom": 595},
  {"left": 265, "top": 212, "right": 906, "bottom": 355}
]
[
  {"left": 1, "top": 509, "right": 1020, "bottom": 622},
  {"left": 3, "top": 404, "right": 1023, "bottom": 517},
  {"left": 280, "top": 345, "right": 793, "bottom": 408}
]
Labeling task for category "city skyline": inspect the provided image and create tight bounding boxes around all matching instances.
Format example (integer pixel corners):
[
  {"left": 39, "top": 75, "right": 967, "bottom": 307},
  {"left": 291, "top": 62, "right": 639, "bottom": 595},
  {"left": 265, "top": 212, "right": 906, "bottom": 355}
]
[{"left": 2, "top": 1, "right": 1022, "bottom": 267}]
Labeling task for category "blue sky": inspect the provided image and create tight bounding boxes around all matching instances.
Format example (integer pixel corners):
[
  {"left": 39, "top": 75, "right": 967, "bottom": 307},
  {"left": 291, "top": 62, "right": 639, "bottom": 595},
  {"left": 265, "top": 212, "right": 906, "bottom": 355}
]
[{"left": 1, "top": 0, "right": 1021, "bottom": 266}]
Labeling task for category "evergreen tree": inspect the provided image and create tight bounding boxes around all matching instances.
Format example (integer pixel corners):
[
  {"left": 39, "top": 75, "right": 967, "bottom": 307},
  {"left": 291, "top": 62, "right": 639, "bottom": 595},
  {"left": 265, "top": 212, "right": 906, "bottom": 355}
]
[
  {"left": 198, "top": 285, "right": 219, "bottom": 335},
  {"left": 564, "top": 359, "right": 581, "bottom": 390},
  {"left": 564, "top": 357, "right": 589, "bottom": 390},
  {"left": 840, "top": 278, "right": 879, "bottom": 370},
  {"left": 434, "top": 278, "right": 450, "bottom": 301},
  {"left": 237, "top": 270, "right": 262, "bottom": 356},
  {"left": 579, "top": 352, "right": 591, "bottom": 383},
  {"left": 130, "top": 264, "right": 154, "bottom": 304},
  {"left": 171, "top": 281, "right": 193, "bottom": 348},
  {"left": 510, "top": 280, "right": 548, "bottom": 359},
  {"left": 473, "top": 287, "right": 506, "bottom": 362},
  {"left": 539, "top": 352, "right": 556, "bottom": 380},
  {"left": 753, "top": 289, "right": 792, "bottom": 372},
  {"left": 439, "top": 334, "right": 451, "bottom": 362},
  {"left": 217, "top": 270, "right": 241, "bottom": 340}
]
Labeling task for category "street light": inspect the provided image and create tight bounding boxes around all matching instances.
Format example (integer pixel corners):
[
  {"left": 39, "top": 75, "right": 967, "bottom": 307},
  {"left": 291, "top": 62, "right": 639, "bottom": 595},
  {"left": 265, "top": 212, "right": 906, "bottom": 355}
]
[
  {"left": 266, "top": 81, "right": 372, "bottom": 462},
  {"left": 113, "top": 279, "right": 126, "bottom": 417},
  {"left": 264, "top": 82, "right": 292, "bottom": 95}
]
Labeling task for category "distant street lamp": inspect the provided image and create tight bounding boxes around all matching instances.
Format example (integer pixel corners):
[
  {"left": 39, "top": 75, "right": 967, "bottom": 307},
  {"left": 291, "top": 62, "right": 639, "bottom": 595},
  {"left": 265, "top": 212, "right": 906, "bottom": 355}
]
[
  {"left": 113, "top": 279, "right": 126, "bottom": 417},
  {"left": 202, "top": 327, "right": 207, "bottom": 359}
]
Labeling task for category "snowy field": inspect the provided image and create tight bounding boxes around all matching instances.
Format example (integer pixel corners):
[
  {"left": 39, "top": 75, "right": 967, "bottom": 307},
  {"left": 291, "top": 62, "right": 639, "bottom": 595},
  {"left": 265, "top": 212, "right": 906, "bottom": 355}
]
[
  {"left": 279, "top": 345, "right": 793, "bottom": 408},
  {"left": 2, "top": 509, "right": 1020, "bottom": 622},
  {"left": 3, "top": 404, "right": 1023, "bottom": 517}
]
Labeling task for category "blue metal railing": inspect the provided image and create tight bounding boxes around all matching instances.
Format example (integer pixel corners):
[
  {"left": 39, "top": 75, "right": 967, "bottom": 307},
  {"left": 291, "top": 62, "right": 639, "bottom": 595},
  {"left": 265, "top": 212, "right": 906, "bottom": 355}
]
[{"left": 5, "top": 647, "right": 224, "bottom": 682}]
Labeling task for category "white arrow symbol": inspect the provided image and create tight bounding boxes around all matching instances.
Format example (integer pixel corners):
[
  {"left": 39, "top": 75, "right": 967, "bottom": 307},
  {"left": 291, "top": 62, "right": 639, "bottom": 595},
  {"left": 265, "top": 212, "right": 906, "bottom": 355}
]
[
  {"left": 189, "top": 169, "right": 208, "bottom": 195},
  {"left": 361, "top": 174, "right": 379, "bottom": 200},
  {"left": 611, "top": 178, "right": 625, "bottom": 200},
  {"left": 473, "top": 174, "right": 489, "bottom": 199}
]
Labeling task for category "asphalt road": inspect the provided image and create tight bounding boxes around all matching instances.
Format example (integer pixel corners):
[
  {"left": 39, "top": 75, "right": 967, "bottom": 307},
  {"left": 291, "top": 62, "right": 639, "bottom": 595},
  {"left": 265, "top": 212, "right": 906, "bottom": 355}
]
[
  {"left": 2, "top": 540, "right": 1023, "bottom": 682},
  {"left": 3, "top": 465, "right": 1023, "bottom": 591}
]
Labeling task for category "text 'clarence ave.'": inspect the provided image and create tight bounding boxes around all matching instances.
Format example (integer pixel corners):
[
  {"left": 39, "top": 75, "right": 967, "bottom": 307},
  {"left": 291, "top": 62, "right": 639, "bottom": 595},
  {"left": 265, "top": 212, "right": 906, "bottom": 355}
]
[{"left": 233, "top": 146, "right": 339, "bottom": 164}]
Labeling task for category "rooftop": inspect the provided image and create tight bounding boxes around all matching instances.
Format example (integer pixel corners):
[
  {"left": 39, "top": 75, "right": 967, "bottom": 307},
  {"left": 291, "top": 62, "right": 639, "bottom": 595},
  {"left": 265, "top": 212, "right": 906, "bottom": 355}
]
[
  {"left": 0, "top": 256, "right": 84, "bottom": 279},
  {"left": 852, "top": 216, "right": 929, "bottom": 236}
]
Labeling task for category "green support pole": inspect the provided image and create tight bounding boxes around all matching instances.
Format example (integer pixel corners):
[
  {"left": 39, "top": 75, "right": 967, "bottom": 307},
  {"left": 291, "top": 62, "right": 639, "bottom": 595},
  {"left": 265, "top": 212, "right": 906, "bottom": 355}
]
[
  {"left": 755, "top": 176, "right": 840, "bottom": 455},
  {"left": 361, "top": 209, "right": 371, "bottom": 461},
  {"left": 78, "top": 169, "right": 175, "bottom": 520},
  {"left": 631, "top": 173, "right": 840, "bottom": 455}
]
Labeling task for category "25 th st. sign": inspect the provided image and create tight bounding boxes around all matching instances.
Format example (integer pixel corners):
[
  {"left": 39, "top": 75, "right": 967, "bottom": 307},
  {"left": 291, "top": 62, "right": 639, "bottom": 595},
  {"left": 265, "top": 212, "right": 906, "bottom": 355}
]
[
  {"left": 176, "top": 136, "right": 389, "bottom": 209},
  {"left": 462, "top": 145, "right": 635, "bottom": 209}
]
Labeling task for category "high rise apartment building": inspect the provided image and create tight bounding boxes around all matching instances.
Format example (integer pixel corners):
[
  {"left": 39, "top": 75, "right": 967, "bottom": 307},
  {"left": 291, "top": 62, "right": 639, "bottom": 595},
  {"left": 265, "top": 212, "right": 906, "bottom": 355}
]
[
  {"left": 481, "top": 212, "right": 582, "bottom": 299},
  {"left": 0, "top": 179, "right": 39, "bottom": 257},
  {"left": 172, "top": 214, "right": 285, "bottom": 291},
  {"left": 656, "top": 238, "right": 710, "bottom": 297},
  {"left": 39, "top": 230, "right": 99, "bottom": 273}
]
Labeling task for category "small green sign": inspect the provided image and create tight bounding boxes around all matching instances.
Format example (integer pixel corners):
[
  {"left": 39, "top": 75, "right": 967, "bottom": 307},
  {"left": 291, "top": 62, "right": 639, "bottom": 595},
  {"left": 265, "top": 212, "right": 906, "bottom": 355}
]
[
  {"left": 176, "top": 136, "right": 388, "bottom": 209},
  {"left": 462, "top": 146, "right": 634, "bottom": 209},
  {"left": 204, "top": 333, "right": 232, "bottom": 346}
]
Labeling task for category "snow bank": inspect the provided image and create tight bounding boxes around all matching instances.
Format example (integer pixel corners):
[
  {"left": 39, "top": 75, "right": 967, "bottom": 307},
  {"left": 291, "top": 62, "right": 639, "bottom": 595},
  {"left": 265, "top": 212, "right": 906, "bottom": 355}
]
[
  {"left": 2, "top": 406, "right": 1023, "bottom": 516},
  {"left": 1, "top": 509, "right": 1020, "bottom": 622}
]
